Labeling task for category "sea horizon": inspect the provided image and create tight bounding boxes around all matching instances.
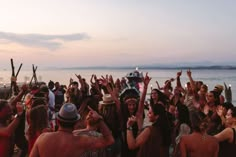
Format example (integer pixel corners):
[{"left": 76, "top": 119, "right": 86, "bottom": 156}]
[{"left": 42, "top": 64, "right": 236, "bottom": 71}]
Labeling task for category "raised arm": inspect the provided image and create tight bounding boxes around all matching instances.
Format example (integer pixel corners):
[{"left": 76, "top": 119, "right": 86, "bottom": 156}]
[
  {"left": 101, "top": 75, "right": 124, "bottom": 127},
  {"left": 186, "top": 69, "right": 197, "bottom": 92},
  {"left": 136, "top": 73, "right": 151, "bottom": 130},
  {"left": 10, "top": 84, "right": 28, "bottom": 112},
  {"left": 0, "top": 103, "right": 24, "bottom": 137},
  {"left": 176, "top": 70, "right": 185, "bottom": 93},
  {"left": 101, "top": 76, "right": 120, "bottom": 110},
  {"left": 87, "top": 106, "right": 114, "bottom": 149},
  {"left": 156, "top": 81, "right": 163, "bottom": 90},
  {"left": 75, "top": 74, "right": 85, "bottom": 92},
  {"left": 126, "top": 115, "right": 151, "bottom": 149}
]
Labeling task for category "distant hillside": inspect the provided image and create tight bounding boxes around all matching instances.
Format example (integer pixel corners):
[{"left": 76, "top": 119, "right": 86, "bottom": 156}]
[{"left": 56, "top": 65, "right": 236, "bottom": 70}]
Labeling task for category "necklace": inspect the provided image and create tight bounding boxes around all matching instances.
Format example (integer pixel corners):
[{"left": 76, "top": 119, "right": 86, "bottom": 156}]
[{"left": 201, "top": 133, "right": 207, "bottom": 141}]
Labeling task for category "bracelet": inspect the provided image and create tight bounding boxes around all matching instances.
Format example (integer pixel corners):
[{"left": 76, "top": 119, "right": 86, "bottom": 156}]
[
  {"left": 127, "top": 126, "right": 133, "bottom": 130},
  {"left": 14, "top": 114, "right": 22, "bottom": 119}
]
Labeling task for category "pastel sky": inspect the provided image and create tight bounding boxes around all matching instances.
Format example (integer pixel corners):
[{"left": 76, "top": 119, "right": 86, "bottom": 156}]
[{"left": 0, "top": 0, "right": 235, "bottom": 69}]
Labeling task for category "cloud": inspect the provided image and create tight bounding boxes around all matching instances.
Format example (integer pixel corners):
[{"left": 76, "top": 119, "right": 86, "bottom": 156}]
[{"left": 0, "top": 31, "right": 90, "bottom": 50}]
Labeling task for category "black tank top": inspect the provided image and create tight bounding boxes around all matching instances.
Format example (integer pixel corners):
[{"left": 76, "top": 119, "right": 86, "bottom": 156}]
[{"left": 218, "top": 127, "right": 236, "bottom": 157}]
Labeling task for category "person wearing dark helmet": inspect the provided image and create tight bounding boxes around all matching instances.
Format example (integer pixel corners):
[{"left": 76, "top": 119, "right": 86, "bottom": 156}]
[{"left": 29, "top": 103, "right": 114, "bottom": 157}]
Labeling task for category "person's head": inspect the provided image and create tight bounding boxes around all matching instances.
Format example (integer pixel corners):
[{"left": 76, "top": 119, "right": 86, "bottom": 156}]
[
  {"left": 148, "top": 102, "right": 166, "bottom": 123},
  {"left": 185, "top": 82, "right": 192, "bottom": 92},
  {"left": 40, "top": 85, "right": 49, "bottom": 94},
  {"left": 225, "top": 106, "right": 236, "bottom": 127},
  {"left": 56, "top": 103, "right": 80, "bottom": 128},
  {"left": 214, "top": 84, "right": 224, "bottom": 95},
  {"left": 98, "top": 94, "right": 117, "bottom": 124},
  {"left": 0, "top": 100, "right": 12, "bottom": 123},
  {"left": 150, "top": 88, "right": 168, "bottom": 105},
  {"left": 120, "top": 88, "right": 140, "bottom": 116},
  {"left": 40, "top": 85, "right": 49, "bottom": 100},
  {"left": 196, "top": 81, "right": 203, "bottom": 91},
  {"left": 175, "top": 104, "right": 191, "bottom": 126},
  {"left": 31, "top": 98, "right": 47, "bottom": 109},
  {"left": 71, "top": 81, "right": 79, "bottom": 89},
  {"left": 168, "top": 103, "right": 176, "bottom": 115},
  {"left": 31, "top": 92, "right": 48, "bottom": 108},
  {"left": 199, "top": 84, "right": 208, "bottom": 95},
  {"left": 55, "top": 82, "right": 60, "bottom": 89},
  {"left": 190, "top": 111, "right": 209, "bottom": 133},
  {"left": 125, "top": 97, "right": 138, "bottom": 115},
  {"left": 48, "top": 80, "right": 54, "bottom": 90},
  {"left": 151, "top": 89, "right": 159, "bottom": 100},
  {"left": 85, "top": 112, "right": 99, "bottom": 127},
  {"left": 28, "top": 105, "right": 48, "bottom": 138},
  {"left": 164, "top": 80, "right": 173, "bottom": 91},
  {"left": 206, "top": 90, "right": 220, "bottom": 106},
  {"left": 98, "top": 94, "right": 115, "bottom": 111}
]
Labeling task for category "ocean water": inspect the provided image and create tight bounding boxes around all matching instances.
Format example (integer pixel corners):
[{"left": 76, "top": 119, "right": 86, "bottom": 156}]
[{"left": 0, "top": 68, "right": 235, "bottom": 104}]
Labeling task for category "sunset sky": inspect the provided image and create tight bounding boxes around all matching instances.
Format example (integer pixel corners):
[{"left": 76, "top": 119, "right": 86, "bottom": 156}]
[{"left": 0, "top": 0, "right": 235, "bottom": 69}]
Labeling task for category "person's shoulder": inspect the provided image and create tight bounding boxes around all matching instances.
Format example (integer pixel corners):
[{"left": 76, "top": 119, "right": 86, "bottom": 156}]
[
  {"left": 206, "top": 135, "right": 219, "bottom": 145},
  {"left": 179, "top": 133, "right": 193, "bottom": 144},
  {"left": 38, "top": 131, "right": 55, "bottom": 140}
]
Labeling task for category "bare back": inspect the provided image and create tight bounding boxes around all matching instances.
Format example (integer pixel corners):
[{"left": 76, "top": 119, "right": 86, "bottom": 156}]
[
  {"left": 180, "top": 132, "right": 219, "bottom": 157},
  {"left": 30, "top": 131, "right": 106, "bottom": 157}
]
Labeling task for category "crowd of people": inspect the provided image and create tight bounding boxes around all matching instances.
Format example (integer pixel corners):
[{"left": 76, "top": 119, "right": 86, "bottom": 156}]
[{"left": 0, "top": 70, "right": 235, "bottom": 157}]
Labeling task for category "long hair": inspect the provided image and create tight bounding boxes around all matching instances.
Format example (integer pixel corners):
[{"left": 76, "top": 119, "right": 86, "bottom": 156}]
[
  {"left": 151, "top": 103, "right": 172, "bottom": 146},
  {"left": 176, "top": 103, "right": 191, "bottom": 127},
  {"left": 28, "top": 105, "right": 48, "bottom": 139}
]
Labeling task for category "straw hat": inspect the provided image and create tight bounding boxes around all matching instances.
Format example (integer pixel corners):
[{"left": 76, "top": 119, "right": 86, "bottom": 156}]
[
  {"left": 99, "top": 94, "right": 115, "bottom": 105},
  {"left": 214, "top": 84, "right": 224, "bottom": 92},
  {"left": 56, "top": 103, "right": 80, "bottom": 123}
]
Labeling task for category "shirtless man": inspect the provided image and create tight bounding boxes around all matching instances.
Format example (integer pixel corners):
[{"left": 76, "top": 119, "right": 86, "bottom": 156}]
[
  {"left": 29, "top": 103, "right": 114, "bottom": 157},
  {"left": 179, "top": 112, "right": 219, "bottom": 157}
]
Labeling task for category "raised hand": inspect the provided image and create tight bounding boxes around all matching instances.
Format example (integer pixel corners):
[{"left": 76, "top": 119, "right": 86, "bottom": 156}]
[
  {"left": 101, "top": 75, "right": 109, "bottom": 87},
  {"left": 16, "top": 102, "right": 24, "bottom": 115},
  {"left": 143, "top": 72, "right": 151, "bottom": 87},
  {"left": 127, "top": 115, "right": 137, "bottom": 128},
  {"left": 177, "top": 70, "right": 182, "bottom": 77},
  {"left": 170, "top": 78, "right": 175, "bottom": 82},
  {"left": 87, "top": 106, "right": 103, "bottom": 121},
  {"left": 186, "top": 69, "right": 192, "bottom": 77},
  {"left": 75, "top": 74, "right": 82, "bottom": 80}
]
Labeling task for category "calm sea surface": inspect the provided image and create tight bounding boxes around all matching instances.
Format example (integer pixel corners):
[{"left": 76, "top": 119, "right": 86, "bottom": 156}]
[{"left": 0, "top": 68, "right": 235, "bottom": 104}]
